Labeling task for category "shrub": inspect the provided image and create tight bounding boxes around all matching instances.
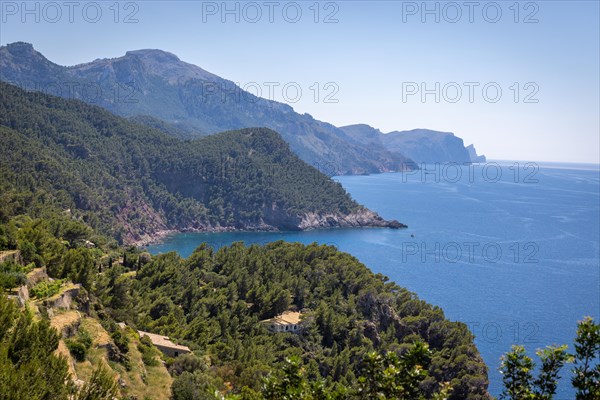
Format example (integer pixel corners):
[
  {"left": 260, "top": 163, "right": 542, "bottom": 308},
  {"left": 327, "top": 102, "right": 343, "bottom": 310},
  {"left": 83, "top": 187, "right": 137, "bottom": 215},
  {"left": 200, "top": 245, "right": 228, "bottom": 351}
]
[
  {"left": 107, "top": 342, "right": 131, "bottom": 370},
  {"left": 0, "top": 272, "right": 26, "bottom": 291},
  {"left": 30, "top": 279, "right": 63, "bottom": 299},
  {"left": 139, "top": 334, "right": 153, "bottom": 348},
  {"left": 78, "top": 328, "right": 93, "bottom": 350},
  {"left": 66, "top": 339, "right": 87, "bottom": 362},
  {"left": 168, "top": 353, "right": 206, "bottom": 376},
  {"left": 138, "top": 336, "right": 159, "bottom": 366},
  {"left": 110, "top": 328, "right": 129, "bottom": 354},
  {"left": 66, "top": 328, "right": 93, "bottom": 362},
  {"left": 140, "top": 348, "right": 158, "bottom": 366},
  {"left": 0, "top": 261, "right": 29, "bottom": 291}
]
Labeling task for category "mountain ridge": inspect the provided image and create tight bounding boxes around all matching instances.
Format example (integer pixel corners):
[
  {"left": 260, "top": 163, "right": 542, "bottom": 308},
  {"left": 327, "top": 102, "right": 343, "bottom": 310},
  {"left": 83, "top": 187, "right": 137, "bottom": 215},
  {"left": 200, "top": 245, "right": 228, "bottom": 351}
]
[
  {"left": 0, "top": 42, "right": 416, "bottom": 175},
  {"left": 0, "top": 81, "right": 404, "bottom": 245},
  {"left": 339, "top": 123, "right": 486, "bottom": 164}
]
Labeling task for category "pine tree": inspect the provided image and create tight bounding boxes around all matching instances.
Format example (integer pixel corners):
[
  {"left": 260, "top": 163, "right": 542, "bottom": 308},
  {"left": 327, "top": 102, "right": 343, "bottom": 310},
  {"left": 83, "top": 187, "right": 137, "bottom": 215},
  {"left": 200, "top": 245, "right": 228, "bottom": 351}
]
[{"left": 572, "top": 317, "right": 600, "bottom": 399}]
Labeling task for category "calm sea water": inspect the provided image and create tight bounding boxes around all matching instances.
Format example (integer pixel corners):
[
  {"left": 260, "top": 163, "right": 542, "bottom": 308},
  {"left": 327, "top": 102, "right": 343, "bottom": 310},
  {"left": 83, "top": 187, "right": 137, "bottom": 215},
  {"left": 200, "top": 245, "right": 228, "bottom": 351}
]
[{"left": 148, "top": 162, "right": 600, "bottom": 398}]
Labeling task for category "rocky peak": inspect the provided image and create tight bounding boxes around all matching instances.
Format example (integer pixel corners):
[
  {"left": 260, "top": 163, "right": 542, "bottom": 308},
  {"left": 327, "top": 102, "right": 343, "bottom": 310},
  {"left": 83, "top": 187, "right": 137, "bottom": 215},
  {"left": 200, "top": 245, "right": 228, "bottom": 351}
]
[
  {"left": 121, "top": 48, "right": 219, "bottom": 84},
  {"left": 125, "top": 49, "right": 181, "bottom": 63},
  {"left": 5, "top": 41, "right": 35, "bottom": 53}
]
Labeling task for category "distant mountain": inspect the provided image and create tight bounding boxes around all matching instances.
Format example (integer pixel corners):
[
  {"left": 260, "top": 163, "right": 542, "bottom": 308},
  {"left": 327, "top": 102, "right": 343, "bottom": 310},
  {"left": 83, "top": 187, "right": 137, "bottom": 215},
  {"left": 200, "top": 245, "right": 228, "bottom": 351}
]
[
  {"left": 466, "top": 144, "right": 487, "bottom": 163},
  {"left": 0, "top": 42, "right": 415, "bottom": 175},
  {"left": 0, "top": 82, "right": 404, "bottom": 245},
  {"left": 382, "top": 129, "right": 472, "bottom": 164},
  {"left": 339, "top": 124, "right": 486, "bottom": 164}
]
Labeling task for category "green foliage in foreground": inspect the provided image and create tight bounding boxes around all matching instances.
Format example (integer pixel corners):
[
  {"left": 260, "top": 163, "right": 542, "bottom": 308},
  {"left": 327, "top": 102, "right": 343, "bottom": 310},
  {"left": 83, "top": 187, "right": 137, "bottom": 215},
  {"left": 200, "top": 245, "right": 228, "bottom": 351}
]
[
  {"left": 571, "top": 317, "right": 600, "bottom": 399},
  {"left": 169, "top": 347, "right": 449, "bottom": 400},
  {"left": 0, "top": 295, "right": 71, "bottom": 399},
  {"left": 355, "top": 342, "right": 439, "bottom": 399},
  {"left": 170, "top": 314, "right": 598, "bottom": 400},
  {"left": 0, "top": 295, "right": 117, "bottom": 400},
  {"left": 499, "top": 317, "right": 599, "bottom": 400},
  {"left": 262, "top": 350, "right": 453, "bottom": 400},
  {"left": 75, "top": 364, "right": 120, "bottom": 400}
]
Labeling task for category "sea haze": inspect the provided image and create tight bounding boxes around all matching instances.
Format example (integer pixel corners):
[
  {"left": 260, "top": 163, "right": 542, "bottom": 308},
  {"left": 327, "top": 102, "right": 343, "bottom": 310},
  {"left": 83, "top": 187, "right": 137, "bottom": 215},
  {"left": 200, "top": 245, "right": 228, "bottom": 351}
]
[{"left": 148, "top": 162, "right": 600, "bottom": 398}]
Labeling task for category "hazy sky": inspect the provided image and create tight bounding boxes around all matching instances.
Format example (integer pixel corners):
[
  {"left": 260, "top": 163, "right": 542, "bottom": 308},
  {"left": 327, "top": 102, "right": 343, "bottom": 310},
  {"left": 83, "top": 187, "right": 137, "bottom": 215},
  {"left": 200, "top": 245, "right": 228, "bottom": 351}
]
[{"left": 1, "top": 1, "right": 599, "bottom": 163}]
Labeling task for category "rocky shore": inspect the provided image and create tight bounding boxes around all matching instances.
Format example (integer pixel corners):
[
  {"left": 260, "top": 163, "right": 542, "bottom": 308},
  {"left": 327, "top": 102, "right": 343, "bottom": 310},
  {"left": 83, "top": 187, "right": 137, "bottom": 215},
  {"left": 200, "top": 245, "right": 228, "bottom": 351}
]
[
  {"left": 298, "top": 209, "right": 406, "bottom": 230},
  {"left": 130, "top": 208, "right": 406, "bottom": 247}
]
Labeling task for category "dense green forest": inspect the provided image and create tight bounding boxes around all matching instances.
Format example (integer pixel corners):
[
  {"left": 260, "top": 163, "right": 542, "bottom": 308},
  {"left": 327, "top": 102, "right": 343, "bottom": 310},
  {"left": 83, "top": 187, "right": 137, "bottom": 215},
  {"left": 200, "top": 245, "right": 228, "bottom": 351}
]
[
  {"left": 0, "top": 293, "right": 119, "bottom": 400},
  {"left": 1, "top": 213, "right": 598, "bottom": 399},
  {"left": 0, "top": 81, "right": 398, "bottom": 245},
  {"left": 106, "top": 241, "right": 489, "bottom": 398},
  {"left": 0, "top": 211, "right": 488, "bottom": 399}
]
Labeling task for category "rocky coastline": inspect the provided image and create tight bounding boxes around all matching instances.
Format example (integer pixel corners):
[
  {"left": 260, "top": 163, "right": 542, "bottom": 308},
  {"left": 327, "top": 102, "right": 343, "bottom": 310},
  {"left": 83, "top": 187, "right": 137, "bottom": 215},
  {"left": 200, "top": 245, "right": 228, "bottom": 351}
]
[{"left": 130, "top": 209, "right": 406, "bottom": 247}]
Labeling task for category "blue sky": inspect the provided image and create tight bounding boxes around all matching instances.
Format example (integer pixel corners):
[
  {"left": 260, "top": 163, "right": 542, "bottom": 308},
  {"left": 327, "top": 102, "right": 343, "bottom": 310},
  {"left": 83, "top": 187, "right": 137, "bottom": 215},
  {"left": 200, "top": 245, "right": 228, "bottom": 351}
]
[{"left": 1, "top": 1, "right": 599, "bottom": 163}]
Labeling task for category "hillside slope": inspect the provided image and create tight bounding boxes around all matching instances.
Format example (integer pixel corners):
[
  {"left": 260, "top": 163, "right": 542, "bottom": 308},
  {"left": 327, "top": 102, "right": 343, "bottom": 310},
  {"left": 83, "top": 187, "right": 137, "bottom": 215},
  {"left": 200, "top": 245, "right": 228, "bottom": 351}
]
[
  {"left": 114, "top": 241, "right": 490, "bottom": 399},
  {"left": 2, "top": 269, "right": 173, "bottom": 400},
  {"left": 0, "top": 82, "right": 403, "bottom": 245},
  {"left": 1, "top": 221, "right": 490, "bottom": 400}
]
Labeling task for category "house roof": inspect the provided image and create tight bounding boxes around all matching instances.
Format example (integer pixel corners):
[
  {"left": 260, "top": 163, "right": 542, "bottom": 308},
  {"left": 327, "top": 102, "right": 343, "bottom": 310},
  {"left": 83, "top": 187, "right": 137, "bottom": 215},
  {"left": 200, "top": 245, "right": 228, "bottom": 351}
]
[
  {"left": 261, "top": 311, "right": 302, "bottom": 326},
  {"left": 138, "top": 330, "right": 190, "bottom": 352}
]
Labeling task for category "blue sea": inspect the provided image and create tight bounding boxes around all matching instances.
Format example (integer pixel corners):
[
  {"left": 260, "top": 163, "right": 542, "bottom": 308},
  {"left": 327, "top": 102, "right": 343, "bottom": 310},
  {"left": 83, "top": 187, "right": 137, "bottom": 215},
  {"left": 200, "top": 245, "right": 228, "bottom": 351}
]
[{"left": 148, "top": 161, "right": 600, "bottom": 398}]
